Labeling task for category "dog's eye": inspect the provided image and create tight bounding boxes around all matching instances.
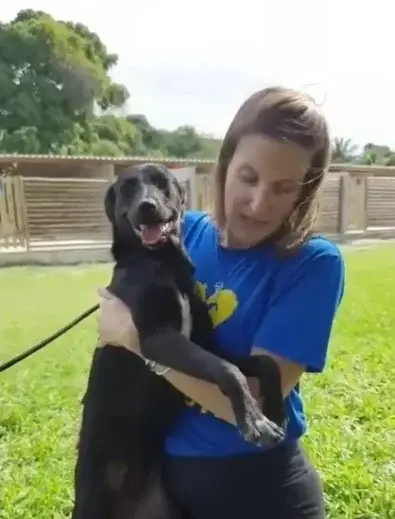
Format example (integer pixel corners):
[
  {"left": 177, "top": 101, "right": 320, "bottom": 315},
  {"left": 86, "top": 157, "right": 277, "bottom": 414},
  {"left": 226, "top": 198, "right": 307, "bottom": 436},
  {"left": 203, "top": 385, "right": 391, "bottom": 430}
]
[
  {"left": 149, "top": 174, "right": 169, "bottom": 192},
  {"left": 120, "top": 179, "right": 137, "bottom": 196}
]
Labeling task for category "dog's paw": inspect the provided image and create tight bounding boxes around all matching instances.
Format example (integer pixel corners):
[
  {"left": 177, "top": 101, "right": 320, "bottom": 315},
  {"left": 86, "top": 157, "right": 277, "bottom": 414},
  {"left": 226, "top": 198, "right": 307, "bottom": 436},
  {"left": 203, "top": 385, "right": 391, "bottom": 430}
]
[
  {"left": 237, "top": 398, "right": 286, "bottom": 447},
  {"left": 221, "top": 360, "right": 285, "bottom": 447},
  {"left": 243, "top": 415, "right": 285, "bottom": 447}
]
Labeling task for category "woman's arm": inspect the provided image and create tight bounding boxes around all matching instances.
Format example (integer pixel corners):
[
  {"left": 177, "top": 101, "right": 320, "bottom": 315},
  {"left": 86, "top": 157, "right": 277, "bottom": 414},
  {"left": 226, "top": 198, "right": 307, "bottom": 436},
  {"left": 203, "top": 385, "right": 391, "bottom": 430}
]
[
  {"left": 162, "top": 368, "right": 238, "bottom": 423},
  {"left": 163, "top": 349, "right": 304, "bottom": 422},
  {"left": 251, "top": 246, "right": 345, "bottom": 391}
]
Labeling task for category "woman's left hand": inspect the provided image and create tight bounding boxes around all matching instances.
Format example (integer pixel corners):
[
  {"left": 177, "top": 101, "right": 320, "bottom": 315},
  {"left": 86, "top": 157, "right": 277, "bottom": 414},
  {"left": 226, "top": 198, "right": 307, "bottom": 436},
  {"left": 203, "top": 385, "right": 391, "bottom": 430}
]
[{"left": 96, "top": 287, "right": 139, "bottom": 352}]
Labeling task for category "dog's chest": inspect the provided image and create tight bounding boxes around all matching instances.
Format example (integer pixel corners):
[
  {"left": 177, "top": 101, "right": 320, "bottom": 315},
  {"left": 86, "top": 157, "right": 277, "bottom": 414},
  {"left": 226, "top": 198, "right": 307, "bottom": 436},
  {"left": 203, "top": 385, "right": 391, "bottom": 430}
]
[{"left": 177, "top": 292, "right": 192, "bottom": 339}]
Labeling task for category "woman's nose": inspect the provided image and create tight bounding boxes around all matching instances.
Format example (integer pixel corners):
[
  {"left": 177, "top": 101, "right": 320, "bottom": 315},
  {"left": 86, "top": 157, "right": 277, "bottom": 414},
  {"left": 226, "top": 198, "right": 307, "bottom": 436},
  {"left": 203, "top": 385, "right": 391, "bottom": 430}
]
[{"left": 250, "top": 186, "right": 273, "bottom": 216}]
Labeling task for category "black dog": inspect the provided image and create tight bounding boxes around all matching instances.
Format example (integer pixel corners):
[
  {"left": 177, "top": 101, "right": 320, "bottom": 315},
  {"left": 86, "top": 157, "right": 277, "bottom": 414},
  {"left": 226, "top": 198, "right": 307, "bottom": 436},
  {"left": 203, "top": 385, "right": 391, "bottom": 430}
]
[{"left": 71, "top": 164, "right": 285, "bottom": 518}]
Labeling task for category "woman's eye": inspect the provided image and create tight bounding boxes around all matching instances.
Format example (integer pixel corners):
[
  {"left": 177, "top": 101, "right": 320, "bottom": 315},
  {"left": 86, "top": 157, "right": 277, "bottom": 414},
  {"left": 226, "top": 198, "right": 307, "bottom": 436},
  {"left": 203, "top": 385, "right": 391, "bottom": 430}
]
[
  {"left": 272, "top": 181, "right": 300, "bottom": 195},
  {"left": 239, "top": 169, "right": 257, "bottom": 184}
]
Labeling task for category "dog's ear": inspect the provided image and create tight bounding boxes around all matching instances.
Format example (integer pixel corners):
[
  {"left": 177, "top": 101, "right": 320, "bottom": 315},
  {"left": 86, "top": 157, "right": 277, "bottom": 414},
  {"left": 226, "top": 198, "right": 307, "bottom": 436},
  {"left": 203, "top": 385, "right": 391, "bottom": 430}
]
[
  {"left": 104, "top": 183, "right": 116, "bottom": 224},
  {"left": 104, "top": 182, "right": 128, "bottom": 262}
]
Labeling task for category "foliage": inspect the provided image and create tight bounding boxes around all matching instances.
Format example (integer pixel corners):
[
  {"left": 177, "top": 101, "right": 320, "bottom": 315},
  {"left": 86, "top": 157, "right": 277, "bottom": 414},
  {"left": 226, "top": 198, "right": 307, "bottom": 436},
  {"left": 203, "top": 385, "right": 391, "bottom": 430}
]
[
  {"left": 0, "top": 9, "right": 127, "bottom": 155},
  {"left": 0, "top": 9, "right": 221, "bottom": 159},
  {"left": 332, "top": 137, "right": 395, "bottom": 166},
  {"left": 0, "top": 245, "right": 394, "bottom": 517}
]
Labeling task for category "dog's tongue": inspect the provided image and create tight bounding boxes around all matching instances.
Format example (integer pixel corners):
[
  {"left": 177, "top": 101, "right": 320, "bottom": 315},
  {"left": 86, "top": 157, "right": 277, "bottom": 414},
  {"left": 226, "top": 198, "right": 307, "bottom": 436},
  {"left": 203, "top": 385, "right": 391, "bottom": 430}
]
[{"left": 141, "top": 224, "right": 162, "bottom": 245}]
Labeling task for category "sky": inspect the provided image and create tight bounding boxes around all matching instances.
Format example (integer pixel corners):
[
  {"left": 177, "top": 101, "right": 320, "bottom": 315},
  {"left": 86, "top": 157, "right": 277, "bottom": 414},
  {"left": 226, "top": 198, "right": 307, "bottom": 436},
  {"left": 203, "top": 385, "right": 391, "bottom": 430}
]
[{"left": 3, "top": 0, "right": 394, "bottom": 149}]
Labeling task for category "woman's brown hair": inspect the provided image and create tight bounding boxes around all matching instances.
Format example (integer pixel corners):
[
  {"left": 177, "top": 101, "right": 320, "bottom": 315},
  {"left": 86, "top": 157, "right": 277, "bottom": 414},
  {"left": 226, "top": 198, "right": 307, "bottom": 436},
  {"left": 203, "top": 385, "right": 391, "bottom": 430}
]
[{"left": 213, "top": 86, "right": 332, "bottom": 251}]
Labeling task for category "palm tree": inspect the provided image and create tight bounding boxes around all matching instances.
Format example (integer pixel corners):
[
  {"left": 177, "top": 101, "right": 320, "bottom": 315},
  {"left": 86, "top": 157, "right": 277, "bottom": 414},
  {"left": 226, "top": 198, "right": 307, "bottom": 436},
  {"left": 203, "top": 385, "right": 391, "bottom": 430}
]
[{"left": 332, "top": 137, "right": 359, "bottom": 163}]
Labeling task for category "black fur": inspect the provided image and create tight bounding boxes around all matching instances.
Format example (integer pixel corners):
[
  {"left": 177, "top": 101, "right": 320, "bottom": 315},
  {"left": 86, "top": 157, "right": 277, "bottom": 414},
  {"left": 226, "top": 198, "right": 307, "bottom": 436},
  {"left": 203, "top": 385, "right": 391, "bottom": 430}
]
[{"left": 72, "top": 164, "right": 285, "bottom": 519}]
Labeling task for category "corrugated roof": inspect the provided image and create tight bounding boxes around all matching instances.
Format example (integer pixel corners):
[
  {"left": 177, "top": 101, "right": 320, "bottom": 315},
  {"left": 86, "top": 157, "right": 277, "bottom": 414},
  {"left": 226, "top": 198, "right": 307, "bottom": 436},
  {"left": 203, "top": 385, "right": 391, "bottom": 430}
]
[{"left": 0, "top": 153, "right": 216, "bottom": 166}]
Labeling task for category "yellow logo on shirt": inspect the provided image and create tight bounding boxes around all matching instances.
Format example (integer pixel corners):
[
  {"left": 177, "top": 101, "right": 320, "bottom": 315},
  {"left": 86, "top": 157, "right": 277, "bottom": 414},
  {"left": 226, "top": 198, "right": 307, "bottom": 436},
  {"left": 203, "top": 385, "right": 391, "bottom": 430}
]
[{"left": 195, "top": 282, "right": 238, "bottom": 328}]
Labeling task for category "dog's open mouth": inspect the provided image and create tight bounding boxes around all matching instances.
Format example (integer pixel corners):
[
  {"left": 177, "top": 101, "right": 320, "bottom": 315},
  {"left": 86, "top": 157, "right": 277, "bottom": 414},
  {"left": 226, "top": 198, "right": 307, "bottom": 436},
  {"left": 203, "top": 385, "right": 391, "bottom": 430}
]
[{"left": 139, "top": 222, "right": 173, "bottom": 246}]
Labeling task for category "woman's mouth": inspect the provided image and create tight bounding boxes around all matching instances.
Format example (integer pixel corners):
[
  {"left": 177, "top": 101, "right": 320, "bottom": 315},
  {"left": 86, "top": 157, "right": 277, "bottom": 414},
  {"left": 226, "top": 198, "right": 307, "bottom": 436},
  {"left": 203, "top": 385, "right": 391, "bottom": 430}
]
[{"left": 240, "top": 215, "right": 270, "bottom": 229}]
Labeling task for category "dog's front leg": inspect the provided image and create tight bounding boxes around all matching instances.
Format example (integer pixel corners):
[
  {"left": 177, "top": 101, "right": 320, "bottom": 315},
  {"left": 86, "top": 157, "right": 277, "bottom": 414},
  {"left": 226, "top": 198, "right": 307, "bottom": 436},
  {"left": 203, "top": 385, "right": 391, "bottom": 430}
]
[
  {"left": 140, "top": 327, "right": 285, "bottom": 447},
  {"left": 222, "top": 354, "right": 286, "bottom": 428}
]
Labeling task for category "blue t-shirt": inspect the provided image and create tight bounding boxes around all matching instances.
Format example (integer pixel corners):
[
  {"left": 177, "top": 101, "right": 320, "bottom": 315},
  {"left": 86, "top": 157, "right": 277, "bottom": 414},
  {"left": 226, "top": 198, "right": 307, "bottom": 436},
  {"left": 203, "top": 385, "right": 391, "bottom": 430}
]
[{"left": 165, "top": 210, "right": 345, "bottom": 458}]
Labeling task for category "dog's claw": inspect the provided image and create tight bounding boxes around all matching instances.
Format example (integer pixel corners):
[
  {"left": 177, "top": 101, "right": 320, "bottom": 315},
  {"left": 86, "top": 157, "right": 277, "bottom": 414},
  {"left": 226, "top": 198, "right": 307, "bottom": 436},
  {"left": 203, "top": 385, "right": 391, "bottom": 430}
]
[
  {"left": 240, "top": 415, "right": 285, "bottom": 447},
  {"left": 235, "top": 390, "right": 286, "bottom": 447},
  {"left": 255, "top": 417, "right": 285, "bottom": 446}
]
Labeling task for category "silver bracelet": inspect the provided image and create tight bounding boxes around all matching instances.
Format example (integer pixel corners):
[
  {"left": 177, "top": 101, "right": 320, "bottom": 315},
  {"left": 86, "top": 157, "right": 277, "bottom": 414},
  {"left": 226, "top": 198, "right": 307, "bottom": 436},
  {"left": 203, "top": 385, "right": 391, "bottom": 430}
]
[{"left": 144, "top": 358, "right": 171, "bottom": 377}]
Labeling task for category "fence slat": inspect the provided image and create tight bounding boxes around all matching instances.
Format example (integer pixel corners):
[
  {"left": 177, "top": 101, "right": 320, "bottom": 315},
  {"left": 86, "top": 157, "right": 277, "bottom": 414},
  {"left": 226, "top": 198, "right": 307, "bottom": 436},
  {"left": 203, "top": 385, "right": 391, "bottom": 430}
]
[
  {"left": 367, "top": 177, "right": 395, "bottom": 227},
  {"left": 22, "top": 176, "right": 111, "bottom": 245},
  {"left": 0, "top": 176, "right": 28, "bottom": 249}
]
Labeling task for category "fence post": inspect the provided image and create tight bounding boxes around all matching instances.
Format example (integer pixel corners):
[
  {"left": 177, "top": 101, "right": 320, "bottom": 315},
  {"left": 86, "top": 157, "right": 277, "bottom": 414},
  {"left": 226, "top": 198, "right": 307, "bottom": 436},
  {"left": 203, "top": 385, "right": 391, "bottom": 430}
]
[
  {"left": 348, "top": 172, "right": 368, "bottom": 233},
  {"left": 14, "top": 176, "right": 30, "bottom": 249},
  {"left": 338, "top": 173, "right": 350, "bottom": 242}
]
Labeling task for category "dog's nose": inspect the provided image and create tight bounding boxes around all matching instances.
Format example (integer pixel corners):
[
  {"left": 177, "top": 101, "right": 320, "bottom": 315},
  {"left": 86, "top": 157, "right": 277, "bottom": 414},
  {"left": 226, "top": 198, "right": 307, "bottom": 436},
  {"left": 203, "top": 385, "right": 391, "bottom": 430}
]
[{"left": 138, "top": 199, "right": 158, "bottom": 216}]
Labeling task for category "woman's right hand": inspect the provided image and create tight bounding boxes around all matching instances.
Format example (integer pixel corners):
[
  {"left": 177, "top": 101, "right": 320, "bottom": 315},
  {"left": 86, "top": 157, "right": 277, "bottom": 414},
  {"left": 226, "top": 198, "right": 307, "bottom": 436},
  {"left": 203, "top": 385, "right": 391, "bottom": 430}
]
[{"left": 96, "top": 287, "right": 139, "bottom": 352}]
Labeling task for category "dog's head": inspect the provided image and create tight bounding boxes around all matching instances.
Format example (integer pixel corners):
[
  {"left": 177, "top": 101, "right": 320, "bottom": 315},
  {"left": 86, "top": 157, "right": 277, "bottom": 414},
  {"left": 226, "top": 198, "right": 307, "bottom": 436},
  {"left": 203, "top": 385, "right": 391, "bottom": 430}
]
[{"left": 105, "top": 163, "right": 186, "bottom": 255}]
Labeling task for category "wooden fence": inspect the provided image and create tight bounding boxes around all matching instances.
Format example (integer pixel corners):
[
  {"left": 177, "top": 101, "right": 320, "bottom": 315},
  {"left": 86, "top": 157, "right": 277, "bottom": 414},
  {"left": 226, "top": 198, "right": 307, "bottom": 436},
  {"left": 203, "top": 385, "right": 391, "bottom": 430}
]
[
  {"left": 0, "top": 176, "right": 111, "bottom": 250},
  {"left": 1, "top": 166, "right": 395, "bottom": 256},
  {"left": 196, "top": 166, "right": 395, "bottom": 240},
  {"left": 24, "top": 176, "right": 111, "bottom": 245}
]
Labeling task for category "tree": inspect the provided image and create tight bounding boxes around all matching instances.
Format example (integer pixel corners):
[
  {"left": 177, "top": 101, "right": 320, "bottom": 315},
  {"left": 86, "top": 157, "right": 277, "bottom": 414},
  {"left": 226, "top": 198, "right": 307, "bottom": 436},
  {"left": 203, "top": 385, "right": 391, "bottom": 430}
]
[
  {"left": 0, "top": 10, "right": 223, "bottom": 159},
  {"left": 360, "top": 143, "right": 392, "bottom": 165},
  {"left": 90, "top": 115, "right": 143, "bottom": 155},
  {"left": 330, "top": 138, "right": 395, "bottom": 167},
  {"left": 126, "top": 116, "right": 221, "bottom": 159},
  {"left": 332, "top": 137, "right": 359, "bottom": 163},
  {"left": 0, "top": 10, "right": 226, "bottom": 160},
  {"left": 0, "top": 9, "right": 129, "bottom": 154},
  {"left": 163, "top": 126, "right": 201, "bottom": 158}
]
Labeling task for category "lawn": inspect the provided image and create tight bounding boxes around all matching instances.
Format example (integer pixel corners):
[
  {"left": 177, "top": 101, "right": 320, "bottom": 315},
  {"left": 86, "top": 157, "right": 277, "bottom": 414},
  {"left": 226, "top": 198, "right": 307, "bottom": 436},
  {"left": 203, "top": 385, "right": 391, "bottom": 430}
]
[{"left": 0, "top": 245, "right": 394, "bottom": 518}]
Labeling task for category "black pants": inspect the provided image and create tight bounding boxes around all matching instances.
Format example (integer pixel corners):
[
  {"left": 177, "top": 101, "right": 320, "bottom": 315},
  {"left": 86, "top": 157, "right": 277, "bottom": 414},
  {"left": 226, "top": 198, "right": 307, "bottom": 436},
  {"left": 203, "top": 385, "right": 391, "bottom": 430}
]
[{"left": 163, "top": 441, "right": 325, "bottom": 519}]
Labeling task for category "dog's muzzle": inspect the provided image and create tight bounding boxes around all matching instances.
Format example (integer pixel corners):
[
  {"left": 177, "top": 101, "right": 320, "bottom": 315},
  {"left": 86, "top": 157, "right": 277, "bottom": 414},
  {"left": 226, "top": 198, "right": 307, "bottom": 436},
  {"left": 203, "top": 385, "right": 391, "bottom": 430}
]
[{"left": 133, "top": 198, "right": 179, "bottom": 247}]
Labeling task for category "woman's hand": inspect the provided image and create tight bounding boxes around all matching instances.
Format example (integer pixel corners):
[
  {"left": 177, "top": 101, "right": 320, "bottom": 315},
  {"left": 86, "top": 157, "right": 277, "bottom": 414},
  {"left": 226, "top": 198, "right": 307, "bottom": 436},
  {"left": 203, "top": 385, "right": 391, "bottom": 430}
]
[{"left": 96, "top": 287, "right": 139, "bottom": 352}]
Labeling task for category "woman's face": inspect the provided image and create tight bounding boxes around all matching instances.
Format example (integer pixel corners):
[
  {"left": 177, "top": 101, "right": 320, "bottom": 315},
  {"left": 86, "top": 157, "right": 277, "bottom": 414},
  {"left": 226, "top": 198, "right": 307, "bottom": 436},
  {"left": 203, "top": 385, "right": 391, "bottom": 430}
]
[{"left": 223, "top": 134, "right": 312, "bottom": 248}]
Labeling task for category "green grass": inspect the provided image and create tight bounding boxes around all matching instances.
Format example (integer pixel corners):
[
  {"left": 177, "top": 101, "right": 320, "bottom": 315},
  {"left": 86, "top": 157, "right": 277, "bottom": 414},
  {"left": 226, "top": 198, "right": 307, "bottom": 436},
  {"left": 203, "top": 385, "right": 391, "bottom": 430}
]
[{"left": 0, "top": 245, "right": 394, "bottom": 518}]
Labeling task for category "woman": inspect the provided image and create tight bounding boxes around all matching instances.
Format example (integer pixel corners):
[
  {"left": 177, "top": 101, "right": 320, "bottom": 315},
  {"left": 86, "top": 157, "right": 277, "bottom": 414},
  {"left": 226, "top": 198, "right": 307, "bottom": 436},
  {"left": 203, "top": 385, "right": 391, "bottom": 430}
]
[{"left": 97, "top": 86, "right": 345, "bottom": 518}]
